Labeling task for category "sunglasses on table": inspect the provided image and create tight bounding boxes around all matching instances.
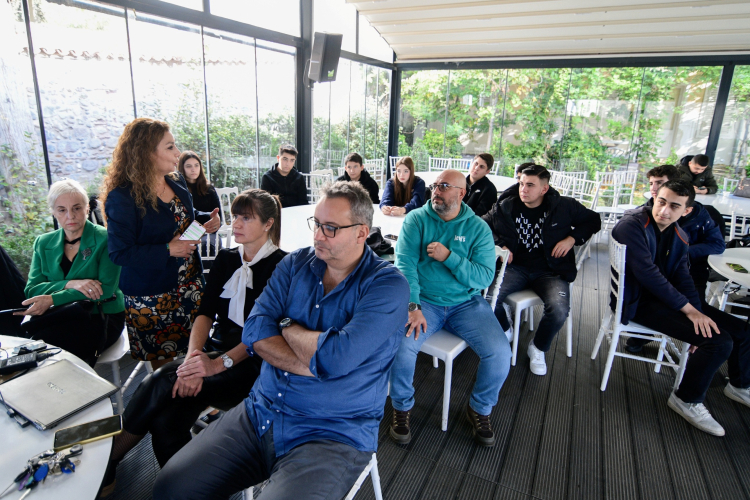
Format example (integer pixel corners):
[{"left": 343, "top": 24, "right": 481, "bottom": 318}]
[
  {"left": 428, "top": 183, "right": 462, "bottom": 193},
  {"left": 307, "top": 217, "right": 362, "bottom": 238}
]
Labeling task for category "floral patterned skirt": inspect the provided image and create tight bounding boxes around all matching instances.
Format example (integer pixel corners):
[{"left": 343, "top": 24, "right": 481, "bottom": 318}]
[{"left": 124, "top": 276, "right": 204, "bottom": 361}]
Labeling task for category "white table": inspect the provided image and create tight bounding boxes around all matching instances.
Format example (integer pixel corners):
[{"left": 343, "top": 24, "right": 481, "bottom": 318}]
[
  {"left": 279, "top": 204, "right": 406, "bottom": 253},
  {"left": 696, "top": 193, "right": 750, "bottom": 217},
  {"left": 708, "top": 248, "right": 750, "bottom": 288},
  {"left": 416, "top": 172, "right": 516, "bottom": 193},
  {"left": 0, "top": 335, "right": 114, "bottom": 500}
]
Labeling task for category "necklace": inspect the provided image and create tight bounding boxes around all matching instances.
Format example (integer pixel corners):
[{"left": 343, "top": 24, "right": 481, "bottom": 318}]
[{"left": 65, "top": 236, "right": 82, "bottom": 248}]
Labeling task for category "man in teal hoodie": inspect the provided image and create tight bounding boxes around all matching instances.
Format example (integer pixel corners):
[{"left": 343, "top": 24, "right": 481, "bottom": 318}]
[{"left": 389, "top": 169, "right": 511, "bottom": 448}]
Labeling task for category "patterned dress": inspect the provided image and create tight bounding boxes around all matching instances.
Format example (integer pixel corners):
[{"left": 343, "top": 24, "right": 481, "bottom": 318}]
[{"left": 124, "top": 196, "right": 205, "bottom": 361}]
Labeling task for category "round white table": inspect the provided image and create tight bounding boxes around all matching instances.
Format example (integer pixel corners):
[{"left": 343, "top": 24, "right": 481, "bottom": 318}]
[
  {"left": 416, "top": 172, "right": 516, "bottom": 193},
  {"left": 0, "top": 335, "right": 114, "bottom": 500},
  {"left": 279, "top": 204, "right": 406, "bottom": 253},
  {"left": 708, "top": 248, "right": 750, "bottom": 288},
  {"left": 696, "top": 193, "right": 750, "bottom": 217}
]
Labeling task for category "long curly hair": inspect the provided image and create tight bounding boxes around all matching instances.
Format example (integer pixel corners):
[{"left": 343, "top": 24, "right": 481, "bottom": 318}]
[{"left": 100, "top": 118, "right": 175, "bottom": 218}]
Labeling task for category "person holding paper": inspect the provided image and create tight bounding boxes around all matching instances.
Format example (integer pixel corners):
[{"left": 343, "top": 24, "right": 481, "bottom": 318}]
[{"left": 101, "top": 118, "right": 221, "bottom": 370}]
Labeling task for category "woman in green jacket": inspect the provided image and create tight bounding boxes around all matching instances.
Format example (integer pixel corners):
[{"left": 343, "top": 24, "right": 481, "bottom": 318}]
[{"left": 19, "top": 179, "right": 125, "bottom": 365}]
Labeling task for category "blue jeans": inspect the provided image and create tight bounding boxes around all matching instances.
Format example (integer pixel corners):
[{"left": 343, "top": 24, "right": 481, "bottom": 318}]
[
  {"left": 389, "top": 295, "right": 511, "bottom": 416},
  {"left": 494, "top": 264, "right": 570, "bottom": 352}
]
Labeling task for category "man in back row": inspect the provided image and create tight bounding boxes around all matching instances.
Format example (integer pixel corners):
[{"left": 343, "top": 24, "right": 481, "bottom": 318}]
[
  {"left": 677, "top": 154, "right": 717, "bottom": 195},
  {"left": 260, "top": 144, "right": 308, "bottom": 207},
  {"left": 336, "top": 152, "right": 380, "bottom": 204},
  {"left": 612, "top": 180, "right": 750, "bottom": 436}
]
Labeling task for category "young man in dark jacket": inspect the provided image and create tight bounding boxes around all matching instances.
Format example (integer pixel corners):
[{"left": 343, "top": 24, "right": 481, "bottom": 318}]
[
  {"left": 483, "top": 164, "right": 601, "bottom": 376},
  {"left": 260, "top": 144, "right": 308, "bottom": 207},
  {"left": 612, "top": 180, "right": 750, "bottom": 436},
  {"left": 677, "top": 154, "right": 717, "bottom": 194},
  {"left": 462, "top": 153, "right": 497, "bottom": 218},
  {"left": 336, "top": 152, "right": 380, "bottom": 204}
]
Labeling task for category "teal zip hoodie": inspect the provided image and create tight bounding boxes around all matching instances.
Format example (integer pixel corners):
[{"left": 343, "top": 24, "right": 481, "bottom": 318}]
[{"left": 395, "top": 200, "right": 496, "bottom": 307}]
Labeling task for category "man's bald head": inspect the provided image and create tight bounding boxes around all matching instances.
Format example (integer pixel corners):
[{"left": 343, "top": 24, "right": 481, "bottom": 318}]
[
  {"left": 431, "top": 169, "right": 466, "bottom": 220},
  {"left": 436, "top": 169, "right": 466, "bottom": 189}
]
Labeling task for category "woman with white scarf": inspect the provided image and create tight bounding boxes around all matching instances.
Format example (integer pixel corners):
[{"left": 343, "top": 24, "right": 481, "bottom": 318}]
[{"left": 101, "top": 190, "right": 284, "bottom": 496}]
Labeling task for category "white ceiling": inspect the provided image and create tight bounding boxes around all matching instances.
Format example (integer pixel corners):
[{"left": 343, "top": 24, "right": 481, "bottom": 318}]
[{"left": 348, "top": 0, "right": 750, "bottom": 62}]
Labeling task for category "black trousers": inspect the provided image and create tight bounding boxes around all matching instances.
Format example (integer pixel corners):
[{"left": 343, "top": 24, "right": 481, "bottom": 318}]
[
  {"left": 123, "top": 352, "right": 262, "bottom": 467},
  {"left": 632, "top": 299, "right": 750, "bottom": 403}
]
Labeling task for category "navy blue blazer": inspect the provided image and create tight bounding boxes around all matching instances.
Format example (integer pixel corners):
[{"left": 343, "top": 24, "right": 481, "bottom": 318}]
[{"left": 105, "top": 173, "right": 207, "bottom": 296}]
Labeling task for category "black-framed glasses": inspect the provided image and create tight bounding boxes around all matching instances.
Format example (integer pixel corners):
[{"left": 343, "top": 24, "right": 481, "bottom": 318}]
[
  {"left": 428, "top": 183, "right": 462, "bottom": 193},
  {"left": 307, "top": 217, "right": 362, "bottom": 238}
]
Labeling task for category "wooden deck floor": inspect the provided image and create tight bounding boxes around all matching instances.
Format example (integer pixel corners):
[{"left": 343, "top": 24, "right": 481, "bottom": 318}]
[{"left": 97, "top": 235, "right": 750, "bottom": 500}]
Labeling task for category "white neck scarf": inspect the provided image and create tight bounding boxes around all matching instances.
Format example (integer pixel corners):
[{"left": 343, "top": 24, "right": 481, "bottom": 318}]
[{"left": 221, "top": 239, "right": 279, "bottom": 326}]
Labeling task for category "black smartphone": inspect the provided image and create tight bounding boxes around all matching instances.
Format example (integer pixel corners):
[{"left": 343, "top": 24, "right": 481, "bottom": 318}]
[
  {"left": 384, "top": 234, "right": 398, "bottom": 241},
  {"left": 53, "top": 414, "right": 123, "bottom": 451}
]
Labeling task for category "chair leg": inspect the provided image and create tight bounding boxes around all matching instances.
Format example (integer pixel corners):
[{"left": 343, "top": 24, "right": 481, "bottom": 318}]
[
  {"left": 111, "top": 360, "right": 123, "bottom": 415},
  {"left": 441, "top": 357, "right": 452, "bottom": 431},
  {"left": 566, "top": 316, "right": 573, "bottom": 358},
  {"left": 242, "top": 487, "right": 253, "bottom": 499},
  {"left": 674, "top": 343, "right": 690, "bottom": 392},
  {"left": 433, "top": 356, "right": 439, "bottom": 369},
  {"left": 512, "top": 307, "right": 522, "bottom": 366},
  {"left": 529, "top": 307, "right": 535, "bottom": 332},
  {"left": 600, "top": 328, "right": 620, "bottom": 391},
  {"left": 654, "top": 337, "right": 667, "bottom": 374},
  {"left": 370, "top": 455, "right": 383, "bottom": 500},
  {"left": 591, "top": 310, "right": 612, "bottom": 360},
  {"left": 121, "top": 361, "right": 145, "bottom": 396}
]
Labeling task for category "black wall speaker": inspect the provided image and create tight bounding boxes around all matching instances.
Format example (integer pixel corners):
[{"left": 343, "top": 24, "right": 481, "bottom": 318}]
[{"left": 308, "top": 32, "right": 343, "bottom": 83}]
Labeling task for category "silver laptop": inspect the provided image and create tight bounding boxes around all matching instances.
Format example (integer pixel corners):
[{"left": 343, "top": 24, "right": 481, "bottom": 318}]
[{"left": 0, "top": 359, "right": 118, "bottom": 430}]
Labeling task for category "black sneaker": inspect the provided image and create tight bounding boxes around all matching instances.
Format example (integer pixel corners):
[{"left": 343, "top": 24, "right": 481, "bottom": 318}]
[
  {"left": 390, "top": 408, "right": 412, "bottom": 445},
  {"left": 466, "top": 405, "right": 495, "bottom": 447},
  {"left": 625, "top": 338, "right": 647, "bottom": 353}
]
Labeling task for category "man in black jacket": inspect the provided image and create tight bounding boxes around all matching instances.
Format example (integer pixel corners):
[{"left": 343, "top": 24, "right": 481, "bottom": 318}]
[
  {"left": 336, "top": 152, "right": 380, "bottom": 204},
  {"left": 462, "top": 153, "right": 497, "bottom": 217},
  {"left": 612, "top": 180, "right": 750, "bottom": 436},
  {"left": 260, "top": 145, "right": 308, "bottom": 207},
  {"left": 483, "top": 165, "right": 600, "bottom": 376},
  {"left": 677, "top": 154, "right": 717, "bottom": 194}
]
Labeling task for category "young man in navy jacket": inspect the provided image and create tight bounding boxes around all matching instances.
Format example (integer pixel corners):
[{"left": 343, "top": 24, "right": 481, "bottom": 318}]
[{"left": 612, "top": 180, "right": 750, "bottom": 436}]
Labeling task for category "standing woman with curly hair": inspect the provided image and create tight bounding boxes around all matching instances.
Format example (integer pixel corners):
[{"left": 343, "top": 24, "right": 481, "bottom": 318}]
[{"left": 101, "top": 118, "right": 221, "bottom": 369}]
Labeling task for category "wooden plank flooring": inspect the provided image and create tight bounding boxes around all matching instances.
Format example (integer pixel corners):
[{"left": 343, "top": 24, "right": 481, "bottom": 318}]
[{"left": 96, "top": 235, "right": 750, "bottom": 500}]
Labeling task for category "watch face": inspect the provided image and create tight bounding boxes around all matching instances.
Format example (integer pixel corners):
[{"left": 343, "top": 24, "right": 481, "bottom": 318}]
[
  {"left": 222, "top": 354, "right": 233, "bottom": 368},
  {"left": 279, "top": 318, "right": 292, "bottom": 328},
  {"left": 408, "top": 303, "right": 417, "bottom": 312}
]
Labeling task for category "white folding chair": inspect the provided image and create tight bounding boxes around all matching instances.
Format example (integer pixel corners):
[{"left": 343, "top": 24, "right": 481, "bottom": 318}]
[
  {"left": 428, "top": 157, "right": 450, "bottom": 172},
  {"left": 728, "top": 210, "right": 750, "bottom": 242},
  {"left": 242, "top": 453, "right": 382, "bottom": 500},
  {"left": 200, "top": 232, "right": 221, "bottom": 274},
  {"left": 419, "top": 246, "right": 509, "bottom": 432},
  {"left": 364, "top": 159, "right": 386, "bottom": 189},
  {"left": 549, "top": 172, "right": 575, "bottom": 196},
  {"left": 591, "top": 237, "right": 690, "bottom": 391},
  {"left": 215, "top": 187, "right": 238, "bottom": 226},
  {"left": 569, "top": 178, "right": 601, "bottom": 210},
  {"left": 724, "top": 178, "right": 739, "bottom": 193},
  {"left": 302, "top": 170, "right": 334, "bottom": 204},
  {"left": 95, "top": 326, "right": 152, "bottom": 414},
  {"left": 594, "top": 170, "right": 638, "bottom": 242}
]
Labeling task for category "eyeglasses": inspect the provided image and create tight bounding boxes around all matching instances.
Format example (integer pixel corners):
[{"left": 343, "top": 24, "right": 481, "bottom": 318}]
[
  {"left": 307, "top": 217, "right": 362, "bottom": 238},
  {"left": 428, "top": 183, "right": 462, "bottom": 193}
]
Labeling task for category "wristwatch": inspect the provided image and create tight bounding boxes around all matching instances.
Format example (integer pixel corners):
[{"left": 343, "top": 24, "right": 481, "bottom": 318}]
[
  {"left": 408, "top": 302, "right": 421, "bottom": 312},
  {"left": 279, "top": 317, "right": 294, "bottom": 329},
  {"left": 220, "top": 353, "right": 233, "bottom": 369}
]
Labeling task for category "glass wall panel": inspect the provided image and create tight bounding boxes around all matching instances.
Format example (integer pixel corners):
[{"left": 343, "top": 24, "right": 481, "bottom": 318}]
[
  {"left": 256, "top": 41, "right": 296, "bottom": 174},
  {"left": 358, "top": 14, "right": 392, "bottom": 63},
  {"left": 29, "top": 1, "right": 134, "bottom": 193},
  {"left": 373, "top": 67, "right": 391, "bottom": 163},
  {"left": 715, "top": 65, "right": 750, "bottom": 180},
  {"left": 203, "top": 29, "right": 259, "bottom": 189},
  {"left": 160, "top": 0, "right": 204, "bottom": 10},
  {"left": 348, "top": 62, "right": 367, "bottom": 164},
  {"left": 444, "top": 69, "right": 507, "bottom": 161},
  {"left": 399, "top": 70, "right": 450, "bottom": 171},
  {"left": 329, "top": 58, "right": 351, "bottom": 163},
  {"left": 312, "top": 72, "right": 332, "bottom": 170},
  {"left": 211, "top": 0, "right": 300, "bottom": 37},
  {"left": 129, "top": 12, "right": 208, "bottom": 158},
  {"left": 0, "top": 0, "right": 50, "bottom": 276},
  {"left": 314, "top": 0, "right": 356, "bottom": 53}
]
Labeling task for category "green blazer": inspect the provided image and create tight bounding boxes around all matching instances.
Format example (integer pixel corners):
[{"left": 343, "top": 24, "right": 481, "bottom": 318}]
[{"left": 26, "top": 220, "right": 125, "bottom": 314}]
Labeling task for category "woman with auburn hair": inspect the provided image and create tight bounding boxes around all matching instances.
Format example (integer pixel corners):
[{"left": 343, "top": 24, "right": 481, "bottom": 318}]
[
  {"left": 101, "top": 117, "right": 221, "bottom": 369},
  {"left": 379, "top": 156, "right": 426, "bottom": 216},
  {"left": 178, "top": 151, "right": 222, "bottom": 261}
]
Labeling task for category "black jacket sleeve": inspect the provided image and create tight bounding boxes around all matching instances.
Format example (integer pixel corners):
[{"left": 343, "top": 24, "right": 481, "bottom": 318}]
[
  {"left": 470, "top": 183, "right": 497, "bottom": 218},
  {"left": 703, "top": 168, "right": 718, "bottom": 194},
  {"left": 482, "top": 200, "right": 515, "bottom": 250},
  {"left": 567, "top": 200, "right": 602, "bottom": 245}
]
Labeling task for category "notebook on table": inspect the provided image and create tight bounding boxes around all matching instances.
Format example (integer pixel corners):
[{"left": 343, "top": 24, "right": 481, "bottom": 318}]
[{"left": 0, "top": 359, "right": 118, "bottom": 430}]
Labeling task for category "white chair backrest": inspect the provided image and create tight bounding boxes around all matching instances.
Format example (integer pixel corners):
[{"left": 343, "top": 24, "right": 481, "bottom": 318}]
[
  {"left": 724, "top": 178, "right": 739, "bottom": 193},
  {"left": 485, "top": 246, "right": 511, "bottom": 311},
  {"left": 728, "top": 211, "right": 750, "bottom": 241},
  {"left": 389, "top": 156, "right": 399, "bottom": 170},
  {"left": 303, "top": 170, "right": 334, "bottom": 204},
  {"left": 364, "top": 159, "right": 386, "bottom": 189},
  {"left": 200, "top": 234, "right": 221, "bottom": 274},
  {"left": 565, "top": 171, "right": 587, "bottom": 180},
  {"left": 608, "top": 237, "right": 628, "bottom": 328},
  {"left": 570, "top": 178, "right": 602, "bottom": 210},
  {"left": 428, "top": 157, "right": 471, "bottom": 172},
  {"left": 550, "top": 172, "right": 575, "bottom": 196},
  {"left": 215, "top": 187, "right": 238, "bottom": 224},
  {"left": 595, "top": 170, "right": 637, "bottom": 208}
]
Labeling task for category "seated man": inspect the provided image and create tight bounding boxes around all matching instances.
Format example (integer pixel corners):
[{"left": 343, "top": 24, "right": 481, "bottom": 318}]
[
  {"left": 496, "top": 162, "right": 535, "bottom": 205},
  {"left": 336, "top": 152, "right": 380, "bottom": 203},
  {"left": 260, "top": 144, "right": 308, "bottom": 207},
  {"left": 483, "top": 165, "right": 600, "bottom": 376},
  {"left": 462, "top": 153, "right": 497, "bottom": 217},
  {"left": 677, "top": 154, "right": 717, "bottom": 195},
  {"left": 389, "top": 169, "right": 511, "bottom": 447},
  {"left": 154, "top": 182, "right": 410, "bottom": 499},
  {"left": 612, "top": 180, "right": 750, "bottom": 436}
]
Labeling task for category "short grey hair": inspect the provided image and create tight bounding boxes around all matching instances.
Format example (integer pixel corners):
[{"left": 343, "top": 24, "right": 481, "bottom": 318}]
[
  {"left": 47, "top": 179, "right": 89, "bottom": 213},
  {"left": 319, "top": 181, "right": 374, "bottom": 228}
]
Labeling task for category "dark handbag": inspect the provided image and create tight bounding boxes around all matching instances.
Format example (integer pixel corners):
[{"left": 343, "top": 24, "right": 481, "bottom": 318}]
[
  {"left": 366, "top": 227, "right": 395, "bottom": 256},
  {"left": 733, "top": 178, "right": 750, "bottom": 199}
]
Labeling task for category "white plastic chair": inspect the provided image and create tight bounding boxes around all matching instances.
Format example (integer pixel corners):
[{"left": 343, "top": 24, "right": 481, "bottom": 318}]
[
  {"left": 302, "top": 170, "right": 334, "bottom": 204},
  {"left": 591, "top": 237, "right": 690, "bottom": 391},
  {"left": 728, "top": 210, "right": 750, "bottom": 242},
  {"left": 419, "top": 246, "right": 509, "bottom": 432},
  {"left": 428, "top": 157, "right": 470, "bottom": 172},
  {"left": 365, "top": 159, "right": 386, "bottom": 189},
  {"left": 215, "top": 187, "right": 238, "bottom": 226},
  {"left": 724, "top": 178, "right": 739, "bottom": 193},
  {"left": 95, "top": 326, "right": 149, "bottom": 415},
  {"left": 242, "top": 453, "right": 382, "bottom": 500},
  {"left": 549, "top": 172, "right": 575, "bottom": 196},
  {"left": 569, "top": 178, "right": 601, "bottom": 210}
]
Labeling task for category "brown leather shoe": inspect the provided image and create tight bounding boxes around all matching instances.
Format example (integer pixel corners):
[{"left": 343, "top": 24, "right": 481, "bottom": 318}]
[
  {"left": 466, "top": 404, "right": 495, "bottom": 447},
  {"left": 390, "top": 408, "right": 412, "bottom": 445}
]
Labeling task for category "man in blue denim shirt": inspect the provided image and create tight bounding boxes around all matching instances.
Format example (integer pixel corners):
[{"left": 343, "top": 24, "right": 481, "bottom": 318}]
[{"left": 154, "top": 182, "right": 409, "bottom": 500}]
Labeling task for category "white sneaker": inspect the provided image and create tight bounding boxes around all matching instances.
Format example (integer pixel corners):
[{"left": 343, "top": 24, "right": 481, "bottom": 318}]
[
  {"left": 667, "top": 392, "right": 725, "bottom": 436},
  {"left": 527, "top": 339, "right": 547, "bottom": 376},
  {"left": 724, "top": 383, "right": 750, "bottom": 408},
  {"left": 504, "top": 328, "right": 513, "bottom": 343}
]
